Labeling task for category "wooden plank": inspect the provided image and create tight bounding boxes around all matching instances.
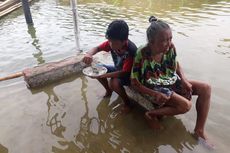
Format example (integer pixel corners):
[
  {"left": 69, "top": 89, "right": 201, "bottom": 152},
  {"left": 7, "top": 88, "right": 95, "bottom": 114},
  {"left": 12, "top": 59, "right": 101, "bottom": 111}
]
[{"left": 0, "top": 0, "right": 32, "bottom": 18}]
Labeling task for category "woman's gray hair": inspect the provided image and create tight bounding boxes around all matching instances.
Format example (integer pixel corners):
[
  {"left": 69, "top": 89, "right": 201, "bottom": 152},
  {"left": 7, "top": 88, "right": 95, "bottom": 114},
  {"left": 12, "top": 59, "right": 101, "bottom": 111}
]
[{"left": 147, "top": 16, "right": 170, "bottom": 43}]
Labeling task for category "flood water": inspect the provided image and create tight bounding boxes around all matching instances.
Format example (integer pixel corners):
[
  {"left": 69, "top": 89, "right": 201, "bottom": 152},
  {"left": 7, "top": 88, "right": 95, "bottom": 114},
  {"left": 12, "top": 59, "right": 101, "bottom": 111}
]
[{"left": 0, "top": 0, "right": 230, "bottom": 153}]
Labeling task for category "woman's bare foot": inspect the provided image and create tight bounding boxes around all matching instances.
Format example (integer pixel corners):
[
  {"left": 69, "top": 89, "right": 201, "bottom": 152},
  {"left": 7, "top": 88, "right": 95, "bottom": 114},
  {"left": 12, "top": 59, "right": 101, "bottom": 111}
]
[
  {"left": 194, "top": 130, "right": 207, "bottom": 140},
  {"left": 193, "top": 130, "right": 215, "bottom": 149},
  {"left": 145, "top": 112, "right": 163, "bottom": 130}
]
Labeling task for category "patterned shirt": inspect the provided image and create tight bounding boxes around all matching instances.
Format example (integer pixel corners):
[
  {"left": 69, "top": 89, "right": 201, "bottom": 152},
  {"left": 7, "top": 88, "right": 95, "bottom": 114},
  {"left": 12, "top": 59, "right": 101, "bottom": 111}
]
[{"left": 131, "top": 45, "right": 178, "bottom": 88}]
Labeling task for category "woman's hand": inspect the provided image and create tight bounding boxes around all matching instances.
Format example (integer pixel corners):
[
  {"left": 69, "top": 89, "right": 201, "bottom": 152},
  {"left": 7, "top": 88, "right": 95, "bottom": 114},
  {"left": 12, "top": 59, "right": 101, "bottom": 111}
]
[
  {"left": 153, "top": 92, "right": 170, "bottom": 105},
  {"left": 183, "top": 80, "right": 192, "bottom": 91},
  {"left": 181, "top": 80, "right": 193, "bottom": 100},
  {"left": 82, "top": 53, "right": 93, "bottom": 65}
]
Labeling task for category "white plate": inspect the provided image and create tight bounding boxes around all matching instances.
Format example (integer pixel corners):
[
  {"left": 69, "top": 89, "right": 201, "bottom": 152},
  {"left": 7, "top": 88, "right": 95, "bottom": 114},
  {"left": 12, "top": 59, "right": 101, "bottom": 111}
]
[{"left": 82, "top": 66, "right": 107, "bottom": 77}]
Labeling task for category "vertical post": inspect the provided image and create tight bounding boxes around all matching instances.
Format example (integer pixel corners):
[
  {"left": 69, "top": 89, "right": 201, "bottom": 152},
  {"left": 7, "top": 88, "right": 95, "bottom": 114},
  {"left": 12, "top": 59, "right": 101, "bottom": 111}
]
[
  {"left": 21, "top": 0, "right": 33, "bottom": 25},
  {"left": 70, "top": 0, "right": 80, "bottom": 51}
]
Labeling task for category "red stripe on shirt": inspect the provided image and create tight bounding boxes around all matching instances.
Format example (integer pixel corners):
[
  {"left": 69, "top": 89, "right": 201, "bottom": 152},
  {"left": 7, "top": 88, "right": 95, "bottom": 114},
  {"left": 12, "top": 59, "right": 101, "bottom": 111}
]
[
  {"left": 98, "top": 41, "right": 111, "bottom": 52},
  {"left": 123, "top": 57, "right": 134, "bottom": 72}
]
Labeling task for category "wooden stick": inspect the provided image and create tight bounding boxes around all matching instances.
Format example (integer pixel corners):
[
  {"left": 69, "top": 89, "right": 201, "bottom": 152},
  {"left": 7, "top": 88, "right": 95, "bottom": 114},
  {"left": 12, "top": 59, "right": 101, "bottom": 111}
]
[{"left": 0, "top": 72, "right": 23, "bottom": 81}]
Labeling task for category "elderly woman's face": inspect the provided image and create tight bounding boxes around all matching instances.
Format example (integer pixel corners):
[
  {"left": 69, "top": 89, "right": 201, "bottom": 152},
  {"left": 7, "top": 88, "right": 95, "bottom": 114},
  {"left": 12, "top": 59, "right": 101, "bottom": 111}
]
[{"left": 151, "top": 28, "right": 172, "bottom": 53}]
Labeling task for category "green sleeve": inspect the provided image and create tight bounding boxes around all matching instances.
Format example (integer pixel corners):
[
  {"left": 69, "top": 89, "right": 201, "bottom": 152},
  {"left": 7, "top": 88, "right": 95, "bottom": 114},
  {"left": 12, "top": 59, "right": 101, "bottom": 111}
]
[{"left": 131, "top": 47, "right": 143, "bottom": 81}]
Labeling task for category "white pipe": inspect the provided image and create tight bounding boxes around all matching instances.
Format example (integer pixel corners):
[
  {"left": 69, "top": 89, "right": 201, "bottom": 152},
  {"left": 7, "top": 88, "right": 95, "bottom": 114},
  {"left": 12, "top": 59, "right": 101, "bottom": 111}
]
[{"left": 70, "top": 0, "right": 80, "bottom": 51}]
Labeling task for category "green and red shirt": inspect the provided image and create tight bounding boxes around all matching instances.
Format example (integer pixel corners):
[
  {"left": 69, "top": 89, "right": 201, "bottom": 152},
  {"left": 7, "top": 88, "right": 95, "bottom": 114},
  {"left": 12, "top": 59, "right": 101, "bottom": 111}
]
[{"left": 131, "top": 45, "right": 178, "bottom": 88}]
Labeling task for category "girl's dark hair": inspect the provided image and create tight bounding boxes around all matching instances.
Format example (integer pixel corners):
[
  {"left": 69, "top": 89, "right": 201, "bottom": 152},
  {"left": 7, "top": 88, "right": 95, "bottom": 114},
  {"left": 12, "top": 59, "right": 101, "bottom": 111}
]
[
  {"left": 106, "top": 20, "right": 129, "bottom": 41},
  {"left": 147, "top": 16, "right": 170, "bottom": 43}
]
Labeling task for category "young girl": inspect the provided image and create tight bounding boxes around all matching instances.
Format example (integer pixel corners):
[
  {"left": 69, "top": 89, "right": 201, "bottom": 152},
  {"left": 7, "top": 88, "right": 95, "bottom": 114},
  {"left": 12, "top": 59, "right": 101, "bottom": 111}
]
[{"left": 131, "top": 16, "right": 211, "bottom": 142}]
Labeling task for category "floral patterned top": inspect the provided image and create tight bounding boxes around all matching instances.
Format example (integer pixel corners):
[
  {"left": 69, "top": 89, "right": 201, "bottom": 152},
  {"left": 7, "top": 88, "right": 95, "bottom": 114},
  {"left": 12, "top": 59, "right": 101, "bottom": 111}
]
[{"left": 131, "top": 45, "right": 178, "bottom": 88}]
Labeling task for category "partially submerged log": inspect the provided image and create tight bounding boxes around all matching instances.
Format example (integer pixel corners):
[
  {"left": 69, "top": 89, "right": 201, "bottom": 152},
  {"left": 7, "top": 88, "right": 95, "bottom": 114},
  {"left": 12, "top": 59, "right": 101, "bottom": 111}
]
[{"left": 23, "top": 54, "right": 87, "bottom": 88}]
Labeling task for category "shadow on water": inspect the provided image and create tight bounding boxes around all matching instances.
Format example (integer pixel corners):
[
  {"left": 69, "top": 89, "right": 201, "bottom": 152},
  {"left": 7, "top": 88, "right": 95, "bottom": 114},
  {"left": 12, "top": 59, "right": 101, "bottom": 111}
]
[
  {"left": 29, "top": 75, "right": 198, "bottom": 153},
  {"left": 0, "top": 144, "right": 8, "bottom": 153}
]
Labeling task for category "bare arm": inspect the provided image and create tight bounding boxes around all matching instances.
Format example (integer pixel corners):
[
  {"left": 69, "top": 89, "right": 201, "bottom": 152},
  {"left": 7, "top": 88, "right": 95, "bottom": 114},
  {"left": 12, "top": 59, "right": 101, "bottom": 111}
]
[
  {"left": 82, "top": 46, "right": 102, "bottom": 64},
  {"left": 176, "top": 62, "right": 188, "bottom": 82},
  {"left": 176, "top": 62, "right": 193, "bottom": 96},
  {"left": 97, "top": 70, "right": 129, "bottom": 79}
]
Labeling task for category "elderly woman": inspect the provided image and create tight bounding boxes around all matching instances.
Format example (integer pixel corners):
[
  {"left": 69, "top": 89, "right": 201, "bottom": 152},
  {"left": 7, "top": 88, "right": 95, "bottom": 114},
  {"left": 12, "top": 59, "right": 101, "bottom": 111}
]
[{"left": 131, "top": 16, "right": 211, "bottom": 142}]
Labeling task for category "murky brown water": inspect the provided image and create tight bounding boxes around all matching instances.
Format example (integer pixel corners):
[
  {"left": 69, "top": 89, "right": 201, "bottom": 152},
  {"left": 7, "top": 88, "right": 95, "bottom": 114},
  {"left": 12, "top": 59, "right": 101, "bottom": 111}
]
[{"left": 0, "top": 0, "right": 230, "bottom": 153}]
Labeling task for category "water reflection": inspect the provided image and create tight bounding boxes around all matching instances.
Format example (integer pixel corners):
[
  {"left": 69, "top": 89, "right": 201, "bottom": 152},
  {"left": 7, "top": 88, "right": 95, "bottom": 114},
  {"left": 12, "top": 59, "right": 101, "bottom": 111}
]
[
  {"left": 27, "top": 25, "right": 45, "bottom": 64},
  {"left": 30, "top": 76, "right": 80, "bottom": 139},
  {"left": 45, "top": 88, "right": 66, "bottom": 138},
  {"left": 39, "top": 75, "right": 197, "bottom": 153}
]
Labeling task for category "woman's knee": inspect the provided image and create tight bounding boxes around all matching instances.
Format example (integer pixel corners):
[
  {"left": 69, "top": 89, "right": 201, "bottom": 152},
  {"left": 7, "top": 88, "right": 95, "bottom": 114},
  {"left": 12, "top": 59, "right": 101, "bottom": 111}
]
[
  {"left": 193, "top": 81, "right": 212, "bottom": 96},
  {"left": 171, "top": 93, "right": 192, "bottom": 114},
  {"left": 199, "top": 83, "right": 212, "bottom": 97},
  {"left": 204, "top": 83, "right": 211, "bottom": 94}
]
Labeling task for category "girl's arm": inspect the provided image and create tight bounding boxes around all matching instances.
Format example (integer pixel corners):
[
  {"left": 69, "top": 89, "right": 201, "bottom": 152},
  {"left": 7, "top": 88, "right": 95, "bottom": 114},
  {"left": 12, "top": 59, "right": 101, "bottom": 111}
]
[
  {"left": 98, "top": 70, "right": 128, "bottom": 78},
  {"left": 82, "top": 46, "right": 102, "bottom": 64}
]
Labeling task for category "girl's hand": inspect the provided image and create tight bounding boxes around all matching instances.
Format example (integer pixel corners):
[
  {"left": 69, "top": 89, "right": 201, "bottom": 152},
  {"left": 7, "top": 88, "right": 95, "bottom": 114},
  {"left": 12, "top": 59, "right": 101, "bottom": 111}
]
[
  {"left": 82, "top": 53, "right": 93, "bottom": 64},
  {"left": 89, "top": 74, "right": 106, "bottom": 79}
]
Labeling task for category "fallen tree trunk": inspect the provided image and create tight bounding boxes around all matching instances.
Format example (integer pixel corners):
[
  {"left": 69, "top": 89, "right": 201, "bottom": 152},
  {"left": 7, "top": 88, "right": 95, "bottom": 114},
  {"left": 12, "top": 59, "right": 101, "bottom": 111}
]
[{"left": 23, "top": 54, "right": 87, "bottom": 88}]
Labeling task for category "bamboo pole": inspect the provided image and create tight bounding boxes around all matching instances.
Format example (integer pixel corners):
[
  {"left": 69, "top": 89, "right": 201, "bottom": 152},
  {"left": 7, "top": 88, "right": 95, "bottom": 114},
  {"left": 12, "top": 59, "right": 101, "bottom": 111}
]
[{"left": 0, "top": 72, "right": 23, "bottom": 81}]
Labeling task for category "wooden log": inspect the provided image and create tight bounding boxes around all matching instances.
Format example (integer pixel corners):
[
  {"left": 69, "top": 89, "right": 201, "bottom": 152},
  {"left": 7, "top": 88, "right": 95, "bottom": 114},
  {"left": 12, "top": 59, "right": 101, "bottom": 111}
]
[
  {"left": 23, "top": 54, "right": 87, "bottom": 88},
  {"left": 0, "top": 52, "right": 108, "bottom": 87}
]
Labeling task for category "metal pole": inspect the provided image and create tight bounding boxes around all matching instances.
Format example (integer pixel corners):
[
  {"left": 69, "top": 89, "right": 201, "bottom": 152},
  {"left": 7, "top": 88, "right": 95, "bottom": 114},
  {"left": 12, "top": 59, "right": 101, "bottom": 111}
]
[
  {"left": 21, "top": 0, "right": 33, "bottom": 25},
  {"left": 70, "top": 0, "right": 80, "bottom": 51}
]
